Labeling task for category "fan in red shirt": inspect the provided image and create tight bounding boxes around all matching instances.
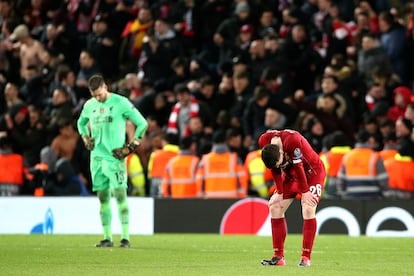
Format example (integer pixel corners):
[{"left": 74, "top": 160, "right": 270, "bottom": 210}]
[{"left": 258, "top": 129, "right": 326, "bottom": 267}]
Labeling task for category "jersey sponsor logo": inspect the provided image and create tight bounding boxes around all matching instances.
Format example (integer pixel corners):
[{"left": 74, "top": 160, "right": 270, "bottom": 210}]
[
  {"left": 92, "top": 116, "right": 113, "bottom": 124},
  {"left": 293, "top": 148, "right": 302, "bottom": 159}
]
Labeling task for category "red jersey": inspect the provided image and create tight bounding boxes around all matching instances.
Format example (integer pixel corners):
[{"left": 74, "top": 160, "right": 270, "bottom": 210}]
[{"left": 258, "top": 129, "right": 326, "bottom": 199}]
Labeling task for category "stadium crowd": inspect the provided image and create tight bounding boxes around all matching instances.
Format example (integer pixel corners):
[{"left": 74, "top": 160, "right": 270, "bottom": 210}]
[{"left": 0, "top": 0, "right": 414, "bottom": 199}]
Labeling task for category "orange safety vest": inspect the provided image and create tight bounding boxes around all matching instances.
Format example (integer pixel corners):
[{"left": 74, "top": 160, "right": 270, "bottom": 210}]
[
  {"left": 379, "top": 149, "right": 398, "bottom": 162},
  {"left": 196, "top": 152, "right": 248, "bottom": 198},
  {"left": 338, "top": 148, "right": 386, "bottom": 198},
  {"left": 321, "top": 146, "right": 351, "bottom": 177},
  {"left": 384, "top": 154, "right": 414, "bottom": 192},
  {"left": 244, "top": 150, "right": 273, "bottom": 197},
  {"left": 148, "top": 145, "right": 179, "bottom": 179},
  {"left": 161, "top": 154, "right": 200, "bottom": 198},
  {"left": 0, "top": 153, "right": 24, "bottom": 185}
]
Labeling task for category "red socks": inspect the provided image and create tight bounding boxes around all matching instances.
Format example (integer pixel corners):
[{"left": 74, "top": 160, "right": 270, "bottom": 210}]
[
  {"left": 302, "top": 218, "right": 317, "bottom": 259},
  {"left": 271, "top": 218, "right": 286, "bottom": 257}
]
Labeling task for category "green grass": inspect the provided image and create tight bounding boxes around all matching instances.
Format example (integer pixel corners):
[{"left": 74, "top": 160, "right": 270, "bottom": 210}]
[{"left": 0, "top": 234, "right": 413, "bottom": 275}]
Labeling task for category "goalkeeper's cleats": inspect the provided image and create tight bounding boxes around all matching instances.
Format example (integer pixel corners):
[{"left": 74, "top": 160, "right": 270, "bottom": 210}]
[
  {"left": 95, "top": 239, "right": 113, "bottom": 247},
  {"left": 261, "top": 256, "right": 286, "bottom": 266},
  {"left": 120, "top": 239, "right": 130, "bottom": 248},
  {"left": 298, "top": 256, "right": 311, "bottom": 267}
]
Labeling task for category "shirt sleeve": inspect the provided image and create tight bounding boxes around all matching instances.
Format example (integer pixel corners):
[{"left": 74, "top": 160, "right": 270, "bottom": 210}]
[
  {"left": 77, "top": 102, "right": 90, "bottom": 137},
  {"left": 271, "top": 168, "right": 284, "bottom": 194},
  {"left": 286, "top": 132, "right": 309, "bottom": 193},
  {"left": 121, "top": 97, "right": 148, "bottom": 139}
]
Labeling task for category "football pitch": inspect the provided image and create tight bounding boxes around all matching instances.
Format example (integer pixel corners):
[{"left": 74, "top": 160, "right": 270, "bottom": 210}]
[{"left": 0, "top": 234, "right": 413, "bottom": 275}]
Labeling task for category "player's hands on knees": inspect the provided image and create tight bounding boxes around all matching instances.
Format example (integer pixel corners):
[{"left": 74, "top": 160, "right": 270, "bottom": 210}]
[
  {"left": 269, "top": 192, "right": 283, "bottom": 206},
  {"left": 301, "top": 191, "right": 318, "bottom": 207},
  {"left": 82, "top": 136, "right": 95, "bottom": 150}
]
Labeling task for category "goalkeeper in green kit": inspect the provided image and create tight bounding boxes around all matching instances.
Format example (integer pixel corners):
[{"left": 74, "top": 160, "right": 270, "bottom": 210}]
[{"left": 77, "top": 74, "right": 148, "bottom": 248}]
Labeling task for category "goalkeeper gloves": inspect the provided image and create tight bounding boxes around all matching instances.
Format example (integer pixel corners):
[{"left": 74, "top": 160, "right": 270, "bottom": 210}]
[
  {"left": 112, "top": 139, "right": 140, "bottom": 160},
  {"left": 82, "top": 136, "right": 95, "bottom": 150}
]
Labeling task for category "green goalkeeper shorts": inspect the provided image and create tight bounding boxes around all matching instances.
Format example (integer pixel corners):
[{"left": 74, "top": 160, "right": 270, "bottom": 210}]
[{"left": 90, "top": 157, "right": 127, "bottom": 192}]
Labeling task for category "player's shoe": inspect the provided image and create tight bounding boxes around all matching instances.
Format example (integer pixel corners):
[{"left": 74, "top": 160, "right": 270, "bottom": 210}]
[
  {"left": 298, "top": 256, "right": 311, "bottom": 267},
  {"left": 261, "top": 256, "right": 286, "bottom": 266},
  {"left": 95, "top": 239, "right": 113, "bottom": 247},
  {"left": 120, "top": 239, "right": 131, "bottom": 248}
]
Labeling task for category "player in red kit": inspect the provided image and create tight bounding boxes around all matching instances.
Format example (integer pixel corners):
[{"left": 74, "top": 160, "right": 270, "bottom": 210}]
[{"left": 258, "top": 129, "right": 325, "bottom": 267}]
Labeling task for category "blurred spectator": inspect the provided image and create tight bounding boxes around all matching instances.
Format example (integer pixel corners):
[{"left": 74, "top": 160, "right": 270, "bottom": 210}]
[
  {"left": 10, "top": 24, "right": 49, "bottom": 81},
  {"left": 404, "top": 102, "right": 414, "bottom": 125},
  {"left": 379, "top": 132, "right": 398, "bottom": 162},
  {"left": 166, "top": 82, "right": 212, "bottom": 138},
  {"left": 75, "top": 49, "right": 101, "bottom": 97},
  {"left": 357, "top": 32, "right": 391, "bottom": 85},
  {"left": 138, "top": 18, "right": 182, "bottom": 84},
  {"left": 303, "top": 116, "right": 325, "bottom": 153},
  {"left": 225, "top": 127, "right": 248, "bottom": 162},
  {"left": 248, "top": 39, "right": 273, "bottom": 85},
  {"left": 161, "top": 136, "right": 199, "bottom": 198},
  {"left": 337, "top": 129, "right": 390, "bottom": 199},
  {"left": 155, "top": 56, "right": 189, "bottom": 92},
  {"left": 244, "top": 145, "right": 273, "bottom": 198},
  {"left": 85, "top": 14, "right": 119, "bottom": 82},
  {"left": 49, "top": 63, "right": 79, "bottom": 109},
  {"left": 120, "top": 5, "right": 153, "bottom": 72},
  {"left": 147, "top": 132, "right": 179, "bottom": 197},
  {"left": 5, "top": 105, "right": 47, "bottom": 167},
  {"left": 169, "top": 0, "right": 201, "bottom": 56},
  {"left": 44, "top": 157, "right": 88, "bottom": 196},
  {"left": 263, "top": 106, "right": 287, "bottom": 130},
  {"left": 384, "top": 142, "right": 414, "bottom": 199},
  {"left": 187, "top": 115, "right": 212, "bottom": 157},
  {"left": 125, "top": 149, "right": 146, "bottom": 196},
  {"left": 378, "top": 11, "right": 407, "bottom": 84},
  {"left": 0, "top": 135, "right": 24, "bottom": 196},
  {"left": 44, "top": 86, "right": 74, "bottom": 142},
  {"left": 229, "top": 71, "right": 253, "bottom": 130},
  {"left": 256, "top": 8, "right": 278, "bottom": 39},
  {"left": 213, "top": 1, "right": 253, "bottom": 66},
  {"left": 319, "top": 130, "right": 351, "bottom": 198},
  {"left": 386, "top": 86, "right": 412, "bottom": 122},
  {"left": 279, "top": 24, "right": 323, "bottom": 93},
  {"left": 3, "top": 82, "right": 23, "bottom": 112},
  {"left": 195, "top": 129, "right": 247, "bottom": 198},
  {"left": 243, "top": 85, "right": 270, "bottom": 143}
]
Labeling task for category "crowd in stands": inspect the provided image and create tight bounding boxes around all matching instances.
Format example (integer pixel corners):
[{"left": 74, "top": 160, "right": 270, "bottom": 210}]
[{"left": 0, "top": 0, "right": 414, "bottom": 198}]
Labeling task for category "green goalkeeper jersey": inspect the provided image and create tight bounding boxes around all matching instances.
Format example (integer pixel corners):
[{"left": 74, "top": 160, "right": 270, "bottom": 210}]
[{"left": 77, "top": 93, "right": 148, "bottom": 160}]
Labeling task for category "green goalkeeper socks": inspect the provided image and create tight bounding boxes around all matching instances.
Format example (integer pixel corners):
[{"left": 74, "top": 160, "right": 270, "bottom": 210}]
[
  {"left": 100, "top": 201, "right": 112, "bottom": 241},
  {"left": 117, "top": 199, "right": 130, "bottom": 240},
  {"left": 114, "top": 188, "right": 130, "bottom": 240}
]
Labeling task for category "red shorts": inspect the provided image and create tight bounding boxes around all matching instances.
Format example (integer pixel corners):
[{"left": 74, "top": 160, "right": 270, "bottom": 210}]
[{"left": 281, "top": 172, "right": 325, "bottom": 202}]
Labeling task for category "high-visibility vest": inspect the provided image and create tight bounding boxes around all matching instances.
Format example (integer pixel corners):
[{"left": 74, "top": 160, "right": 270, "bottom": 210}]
[
  {"left": 244, "top": 150, "right": 273, "bottom": 198},
  {"left": 126, "top": 153, "right": 146, "bottom": 196},
  {"left": 147, "top": 144, "right": 179, "bottom": 180},
  {"left": 319, "top": 146, "right": 351, "bottom": 197},
  {"left": 0, "top": 153, "right": 24, "bottom": 185},
  {"left": 321, "top": 146, "right": 352, "bottom": 177},
  {"left": 338, "top": 148, "right": 388, "bottom": 198},
  {"left": 384, "top": 154, "right": 414, "bottom": 192},
  {"left": 161, "top": 154, "right": 200, "bottom": 198},
  {"left": 379, "top": 149, "right": 398, "bottom": 162},
  {"left": 196, "top": 152, "right": 248, "bottom": 198}
]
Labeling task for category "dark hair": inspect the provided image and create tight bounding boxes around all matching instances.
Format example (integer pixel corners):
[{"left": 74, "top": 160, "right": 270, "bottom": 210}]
[
  {"left": 261, "top": 144, "right": 280, "bottom": 168},
  {"left": 174, "top": 82, "right": 190, "bottom": 94},
  {"left": 88, "top": 75, "right": 105, "bottom": 91},
  {"left": 179, "top": 136, "right": 193, "bottom": 149}
]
